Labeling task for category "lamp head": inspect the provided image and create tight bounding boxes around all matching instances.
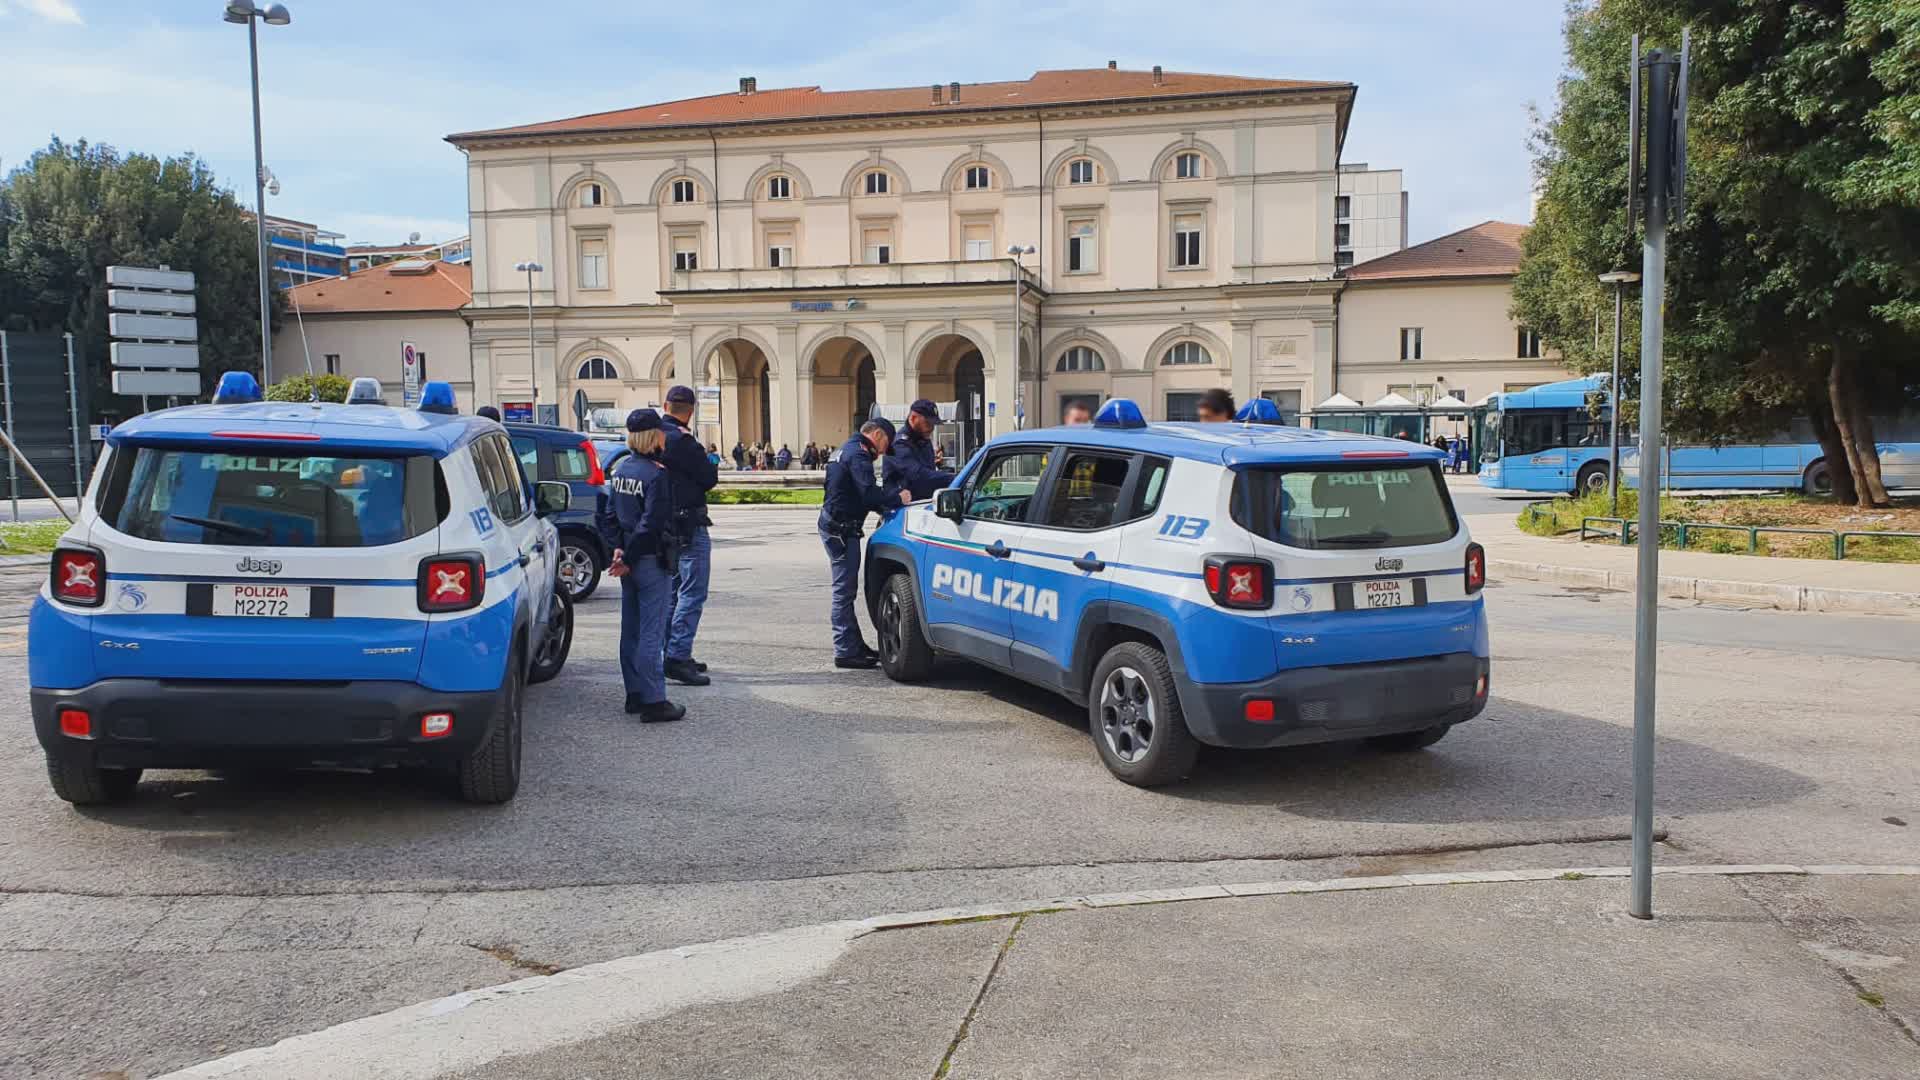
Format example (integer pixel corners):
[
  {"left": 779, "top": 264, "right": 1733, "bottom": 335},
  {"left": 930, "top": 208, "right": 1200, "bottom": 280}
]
[
  {"left": 263, "top": 3, "right": 291, "bottom": 25},
  {"left": 223, "top": 0, "right": 257, "bottom": 22}
]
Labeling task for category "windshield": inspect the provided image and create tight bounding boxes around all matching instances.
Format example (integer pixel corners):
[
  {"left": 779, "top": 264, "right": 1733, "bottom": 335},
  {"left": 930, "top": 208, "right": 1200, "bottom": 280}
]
[
  {"left": 1232, "top": 463, "right": 1458, "bottom": 550},
  {"left": 99, "top": 445, "right": 446, "bottom": 548}
]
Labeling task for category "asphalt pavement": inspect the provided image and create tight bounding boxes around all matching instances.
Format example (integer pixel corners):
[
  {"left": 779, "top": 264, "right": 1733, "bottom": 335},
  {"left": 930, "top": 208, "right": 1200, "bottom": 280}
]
[{"left": 1, "top": 505, "right": 1915, "bottom": 1078}]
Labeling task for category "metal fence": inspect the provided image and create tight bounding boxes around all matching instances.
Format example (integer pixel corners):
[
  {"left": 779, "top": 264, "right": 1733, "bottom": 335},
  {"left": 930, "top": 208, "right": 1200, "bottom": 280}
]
[
  {"left": 0, "top": 330, "right": 92, "bottom": 518},
  {"left": 1578, "top": 516, "right": 1920, "bottom": 560}
]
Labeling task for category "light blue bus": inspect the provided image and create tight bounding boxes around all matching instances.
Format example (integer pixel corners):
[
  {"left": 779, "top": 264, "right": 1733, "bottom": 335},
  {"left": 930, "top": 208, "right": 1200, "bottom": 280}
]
[{"left": 1475, "top": 375, "right": 1920, "bottom": 496}]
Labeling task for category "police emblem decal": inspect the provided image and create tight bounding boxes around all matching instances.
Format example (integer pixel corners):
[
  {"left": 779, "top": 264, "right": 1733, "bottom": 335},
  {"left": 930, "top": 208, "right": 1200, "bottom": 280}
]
[{"left": 1289, "top": 585, "right": 1314, "bottom": 612}]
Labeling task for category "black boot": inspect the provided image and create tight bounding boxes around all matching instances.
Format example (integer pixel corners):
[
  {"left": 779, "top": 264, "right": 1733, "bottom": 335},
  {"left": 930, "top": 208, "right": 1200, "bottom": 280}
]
[
  {"left": 690, "top": 659, "right": 709, "bottom": 673},
  {"left": 663, "top": 658, "right": 711, "bottom": 686},
  {"left": 834, "top": 653, "right": 879, "bottom": 670},
  {"left": 623, "top": 693, "right": 647, "bottom": 714},
  {"left": 638, "top": 700, "right": 686, "bottom": 724}
]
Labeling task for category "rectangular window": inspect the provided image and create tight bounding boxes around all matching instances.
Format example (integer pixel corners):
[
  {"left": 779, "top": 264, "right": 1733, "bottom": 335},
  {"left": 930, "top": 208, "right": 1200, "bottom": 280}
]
[
  {"left": 962, "top": 222, "right": 991, "bottom": 261},
  {"left": 1041, "top": 452, "right": 1131, "bottom": 530},
  {"left": 1232, "top": 465, "right": 1458, "bottom": 550},
  {"left": 1067, "top": 219, "right": 1098, "bottom": 273},
  {"left": 1172, "top": 213, "right": 1203, "bottom": 268},
  {"left": 1175, "top": 152, "right": 1202, "bottom": 179},
  {"left": 672, "top": 235, "right": 699, "bottom": 272},
  {"left": 865, "top": 171, "right": 889, "bottom": 195},
  {"left": 862, "top": 225, "right": 892, "bottom": 265},
  {"left": 964, "top": 165, "right": 990, "bottom": 190},
  {"left": 578, "top": 237, "right": 607, "bottom": 289},
  {"left": 1335, "top": 195, "right": 1351, "bottom": 218},
  {"left": 1399, "top": 327, "right": 1423, "bottom": 361},
  {"left": 1334, "top": 222, "right": 1351, "bottom": 247},
  {"left": 581, "top": 182, "right": 604, "bottom": 207},
  {"left": 1335, "top": 251, "right": 1355, "bottom": 270},
  {"left": 1164, "top": 392, "right": 1203, "bottom": 422},
  {"left": 964, "top": 449, "right": 1050, "bottom": 523},
  {"left": 767, "top": 175, "right": 791, "bottom": 200},
  {"left": 323, "top": 353, "right": 340, "bottom": 376},
  {"left": 1517, "top": 328, "right": 1543, "bottom": 358},
  {"left": 671, "top": 179, "right": 695, "bottom": 204},
  {"left": 1068, "top": 159, "right": 1095, "bottom": 185},
  {"left": 1262, "top": 389, "right": 1303, "bottom": 425},
  {"left": 767, "top": 229, "right": 794, "bottom": 269}
]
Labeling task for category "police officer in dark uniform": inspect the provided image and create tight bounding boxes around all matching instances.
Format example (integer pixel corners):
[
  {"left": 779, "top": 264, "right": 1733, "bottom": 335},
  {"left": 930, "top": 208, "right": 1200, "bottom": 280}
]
[
  {"left": 476, "top": 405, "right": 502, "bottom": 422},
  {"left": 595, "top": 409, "right": 686, "bottom": 723},
  {"left": 883, "top": 398, "right": 957, "bottom": 502},
  {"left": 821, "top": 417, "right": 911, "bottom": 669},
  {"left": 658, "top": 385, "right": 719, "bottom": 687}
]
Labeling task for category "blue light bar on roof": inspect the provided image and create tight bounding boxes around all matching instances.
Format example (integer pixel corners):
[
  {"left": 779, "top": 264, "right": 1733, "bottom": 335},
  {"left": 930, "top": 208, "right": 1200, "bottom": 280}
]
[
  {"left": 1093, "top": 398, "right": 1146, "bottom": 429},
  {"left": 1235, "top": 398, "right": 1283, "bottom": 424},
  {"left": 211, "top": 371, "right": 262, "bottom": 404},
  {"left": 417, "top": 381, "right": 457, "bottom": 414}
]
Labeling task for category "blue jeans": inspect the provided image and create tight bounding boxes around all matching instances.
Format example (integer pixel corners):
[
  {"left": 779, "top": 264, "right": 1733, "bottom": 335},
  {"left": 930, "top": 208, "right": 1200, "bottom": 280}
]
[
  {"left": 819, "top": 521, "right": 865, "bottom": 659},
  {"left": 664, "top": 525, "right": 711, "bottom": 662},
  {"left": 620, "top": 559, "right": 672, "bottom": 703}
]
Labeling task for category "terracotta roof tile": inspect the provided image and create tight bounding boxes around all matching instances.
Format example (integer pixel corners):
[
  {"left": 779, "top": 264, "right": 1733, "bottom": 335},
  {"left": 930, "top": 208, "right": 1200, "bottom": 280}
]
[
  {"left": 287, "top": 260, "right": 471, "bottom": 314},
  {"left": 1342, "top": 221, "right": 1528, "bottom": 282},
  {"left": 449, "top": 68, "right": 1350, "bottom": 142}
]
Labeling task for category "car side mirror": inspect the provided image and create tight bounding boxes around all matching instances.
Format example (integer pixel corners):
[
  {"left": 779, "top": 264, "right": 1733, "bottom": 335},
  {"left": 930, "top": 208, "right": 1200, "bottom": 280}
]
[
  {"left": 935, "top": 488, "right": 965, "bottom": 522},
  {"left": 534, "top": 480, "right": 570, "bottom": 517}
]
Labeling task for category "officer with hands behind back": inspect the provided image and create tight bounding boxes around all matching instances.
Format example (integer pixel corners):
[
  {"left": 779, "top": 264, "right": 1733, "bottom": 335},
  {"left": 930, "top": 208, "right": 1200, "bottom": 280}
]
[
  {"left": 659, "top": 385, "right": 719, "bottom": 687},
  {"left": 883, "top": 398, "right": 956, "bottom": 502},
  {"left": 597, "top": 409, "right": 687, "bottom": 724},
  {"left": 821, "top": 417, "right": 911, "bottom": 669}
]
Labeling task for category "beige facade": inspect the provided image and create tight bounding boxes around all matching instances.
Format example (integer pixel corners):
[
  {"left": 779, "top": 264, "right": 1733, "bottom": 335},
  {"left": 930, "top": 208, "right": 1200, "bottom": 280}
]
[
  {"left": 272, "top": 311, "right": 473, "bottom": 407},
  {"left": 1336, "top": 278, "right": 1564, "bottom": 408},
  {"left": 449, "top": 69, "right": 1357, "bottom": 449}
]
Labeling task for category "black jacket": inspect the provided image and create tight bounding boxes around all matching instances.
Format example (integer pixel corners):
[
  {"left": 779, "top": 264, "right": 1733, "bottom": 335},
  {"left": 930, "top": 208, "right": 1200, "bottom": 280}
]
[
  {"left": 596, "top": 452, "right": 674, "bottom": 557},
  {"left": 661, "top": 413, "right": 718, "bottom": 526},
  {"left": 883, "top": 429, "right": 956, "bottom": 501},
  {"left": 822, "top": 435, "right": 898, "bottom": 528}
]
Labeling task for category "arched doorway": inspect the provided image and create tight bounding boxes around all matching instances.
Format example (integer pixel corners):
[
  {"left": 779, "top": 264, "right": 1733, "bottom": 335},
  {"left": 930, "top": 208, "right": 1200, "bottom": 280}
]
[
  {"left": 855, "top": 356, "right": 876, "bottom": 432},
  {"left": 954, "top": 352, "right": 984, "bottom": 452},
  {"left": 807, "top": 335, "right": 875, "bottom": 445},
  {"left": 707, "top": 339, "right": 772, "bottom": 448},
  {"left": 916, "top": 333, "right": 988, "bottom": 459}
]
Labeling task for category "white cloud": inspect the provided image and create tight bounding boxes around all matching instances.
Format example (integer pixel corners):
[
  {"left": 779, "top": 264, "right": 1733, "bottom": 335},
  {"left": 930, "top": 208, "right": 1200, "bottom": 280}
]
[{"left": 0, "top": 0, "right": 84, "bottom": 25}]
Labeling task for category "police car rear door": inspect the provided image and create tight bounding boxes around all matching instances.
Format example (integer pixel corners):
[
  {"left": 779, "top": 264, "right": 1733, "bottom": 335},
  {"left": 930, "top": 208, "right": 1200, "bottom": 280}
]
[
  {"left": 1006, "top": 447, "right": 1141, "bottom": 685},
  {"left": 907, "top": 444, "right": 1046, "bottom": 668},
  {"left": 469, "top": 432, "right": 549, "bottom": 638}
]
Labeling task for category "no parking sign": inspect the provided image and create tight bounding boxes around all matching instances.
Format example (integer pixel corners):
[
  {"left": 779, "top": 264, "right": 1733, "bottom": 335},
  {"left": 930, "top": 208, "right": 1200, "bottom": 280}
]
[{"left": 401, "top": 341, "right": 420, "bottom": 405}]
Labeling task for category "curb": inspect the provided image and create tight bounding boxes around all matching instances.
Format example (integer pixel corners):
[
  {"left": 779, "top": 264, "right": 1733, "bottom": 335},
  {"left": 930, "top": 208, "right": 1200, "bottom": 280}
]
[
  {"left": 157, "top": 863, "right": 1920, "bottom": 1080},
  {"left": 1488, "top": 557, "right": 1920, "bottom": 615},
  {"left": 0, "top": 553, "right": 45, "bottom": 568}
]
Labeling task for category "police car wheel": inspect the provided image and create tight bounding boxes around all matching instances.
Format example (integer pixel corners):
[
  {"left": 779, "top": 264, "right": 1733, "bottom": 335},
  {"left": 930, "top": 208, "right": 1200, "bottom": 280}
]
[
  {"left": 1089, "top": 642, "right": 1198, "bottom": 787},
  {"left": 458, "top": 651, "right": 524, "bottom": 804},
  {"left": 878, "top": 573, "right": 934, "bottom": 681},
  {"left": 556, "top": 540, "right": 602, "bottom": 602},
  {"left": 1366, "top": 724, "right": 1452, "bottom": 752},
  {"left": 44, "top": 753, "right": 141, "bottom": 806},
  {"left": 529, "top": 594, "right": 574, "bottom": 685}
]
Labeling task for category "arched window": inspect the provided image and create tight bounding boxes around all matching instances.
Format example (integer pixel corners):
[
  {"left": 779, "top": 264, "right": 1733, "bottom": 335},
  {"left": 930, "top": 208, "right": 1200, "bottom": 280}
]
[
  {"left": 1161, "top": 342, "right": 1212, "bottom": 366},
  {"left": 1056, "top": 346, "right": 1105, "bottom": 373},
  {"left": 767, "top": 174, "right": 792, "bottom": 200},
  {"left": 1172, "top": 151, "right": 1204, "bottom": 180},
  {"left": 576, "top": 357, "right": 618, "bottom": 380},
  {"left": 862, "top": 169, "right": 891, "bottom": 195},
  {"left": 1064, "top": 158, "right": 1101, "bottom": 185},
  {"left": 962, "top": 164, "right": 991, "bottom": 190},
  {"left": 579, "top": 182, "right": 605, "bottom": 207},
  {"left": 670, "top": 178, "right": 697, "bottom": 204}
]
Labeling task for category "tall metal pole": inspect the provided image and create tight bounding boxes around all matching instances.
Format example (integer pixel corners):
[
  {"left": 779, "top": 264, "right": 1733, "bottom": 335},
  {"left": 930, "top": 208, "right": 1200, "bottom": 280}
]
[
  {"left": 526, "top": 267, "right": 537, "bottom": 407},
  {"left": 248, "top": 16, "right": 272, "bottom": 389},
  {"left": 65, "top": 333, "right": 84, "bottom": 514},
  {"left": 0, "top": 332, "right": 15, "bottom": 521},
  {"left": 1630, "top": 47, "right": 1673, "bottom": 922},
  {"left": 1607, "top": 284, "right": 1624, "bottom": 514},
  {"left": 1008, "top": 253, "right": 1020, "bottom": 442}
]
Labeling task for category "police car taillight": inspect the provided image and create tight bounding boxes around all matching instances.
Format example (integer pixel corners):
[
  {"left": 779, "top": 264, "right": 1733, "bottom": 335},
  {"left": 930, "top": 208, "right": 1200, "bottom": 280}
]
[
  {"left": 1204, "top": 556, "right": 1273, "bottom": 610},
  {"left": 418, "top": 555, "right": 484, "bottom": 613},
  {"left": 1465, "top": 542, "right": 1486, "bottom": 594},
  {"left": 51, "top": 547, "right": 104, "bottom": 607},
  {"left": 578, "top": 437, "right": 605, "bottom": 486}
]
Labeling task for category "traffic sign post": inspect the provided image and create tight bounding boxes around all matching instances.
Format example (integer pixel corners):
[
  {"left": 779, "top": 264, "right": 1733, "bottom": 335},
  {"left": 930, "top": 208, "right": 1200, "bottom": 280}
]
[
  {"left": 401, "top": 341, "right": 421, "bottom": 407},
  {"left": 107, "top": 266, "right": 201, "bottom": 404}
]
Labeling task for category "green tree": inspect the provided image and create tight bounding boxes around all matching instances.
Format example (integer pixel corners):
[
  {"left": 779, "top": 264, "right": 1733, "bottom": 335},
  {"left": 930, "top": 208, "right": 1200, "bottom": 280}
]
[
  {"left": 1515, "top": 0, "right": 1920, "bottom": 507},
  {"left": 265, "top": 373, "right": 352, "bottom": 403},
  {"left": 0, "top": 138, "right": 280, "bottom": 415}
]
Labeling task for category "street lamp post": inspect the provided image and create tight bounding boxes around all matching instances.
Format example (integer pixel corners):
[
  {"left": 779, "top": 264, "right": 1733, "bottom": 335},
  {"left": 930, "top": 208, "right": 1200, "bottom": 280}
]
[
  {"left": 513, "top": 261, "right": 543, "bottom": 416},
  {"left": 1598, "top": 270, "right": 1642, "bottom": 515},
  {"left": 1006, "top": 244, "right": 1035, "bottom": 434},
  {"left": 223, "top": 0, "right": 291, "bottom": 389}
]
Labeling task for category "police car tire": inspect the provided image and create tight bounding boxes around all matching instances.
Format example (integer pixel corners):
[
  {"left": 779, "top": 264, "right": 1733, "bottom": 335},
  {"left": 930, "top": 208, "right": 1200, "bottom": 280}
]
[
  {"left": 458, "top": 652, "right": 524, "bottom": 804},
  {"left": 879, "top": 573, "right": 934, "bottom": 682},
  {"left": 45, "top": 753, "right": 141, "bottom": 805},
  {"left": 1366, "top": 724, "right": 1452, "bottom": 752},
  {"left": 529, "top": 593, "right": 574, "bottom": 685},
  {"left": 1088, "top": 642, "right": 1199, "bottom": 787}
]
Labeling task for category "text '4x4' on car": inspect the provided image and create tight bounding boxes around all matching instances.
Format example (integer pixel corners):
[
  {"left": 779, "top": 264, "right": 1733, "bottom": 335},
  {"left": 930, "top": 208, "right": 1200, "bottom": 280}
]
[
  {"left": 865, "top": 399, "right": 1489, "bottom": 786},
  {"left": 28, "top": 376, "right": 573, "bottom": 806}
]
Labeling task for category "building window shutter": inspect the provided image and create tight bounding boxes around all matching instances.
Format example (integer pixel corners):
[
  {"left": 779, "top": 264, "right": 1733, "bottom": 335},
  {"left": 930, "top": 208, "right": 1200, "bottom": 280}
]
[
  {"left": 578, "top": 237, "right": 607, "bottom": 289},
  {"left": 962, "top": 222, "right": 992, "bottom": 261}
]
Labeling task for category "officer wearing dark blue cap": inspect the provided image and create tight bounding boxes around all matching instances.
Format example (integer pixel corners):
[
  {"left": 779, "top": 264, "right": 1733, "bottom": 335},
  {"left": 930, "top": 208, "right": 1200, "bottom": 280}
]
[
  {"left": 820, "top": 415, "right": 910, "bottom": 668},
  {"left": 595, "top": 408, "right": 685, "bottom": 723},
  {"left": 883, "top": 398, "right": 956, "bottom": 501},
  {"left": 657, "top": 384, "right": 719, "bottom": 686}
]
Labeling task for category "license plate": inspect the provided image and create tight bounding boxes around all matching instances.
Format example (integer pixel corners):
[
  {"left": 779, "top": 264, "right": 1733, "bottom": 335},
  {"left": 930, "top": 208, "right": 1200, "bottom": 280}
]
[
  {"left": 212, "top": 583, "right": 311, "bottom": 618},
  {"left": 1360, "top": 578, "right": 1413, "bottom": 609}
]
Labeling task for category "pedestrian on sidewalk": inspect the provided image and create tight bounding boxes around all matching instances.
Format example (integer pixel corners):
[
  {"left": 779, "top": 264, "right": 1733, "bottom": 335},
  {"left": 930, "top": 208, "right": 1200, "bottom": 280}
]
[
  {"left": 820, "top": 418, "right": 911, "bottom": 669},
  {"left": 596, "top": 409, "right": 685, "bottom": 723},
  {"left": 777, "top": 444, "right": 793, "bottom": 470},
  {"left": 731, "top": 441, "right": 746, "bottom": 470}
]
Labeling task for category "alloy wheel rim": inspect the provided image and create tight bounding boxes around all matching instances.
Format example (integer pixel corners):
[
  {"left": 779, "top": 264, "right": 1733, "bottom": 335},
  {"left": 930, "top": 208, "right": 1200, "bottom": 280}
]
[
  {"left": 558, "top": 546, "right": 594, "bottom": 594},
  {"left": 536, "top": 601, "right": 571, "bottom": 668},
  {"left": 1098, "top": 665, "right": 1156, "bottom": 763},
  {"left": 878, "top": 591, "right": 901, "bottom": 662}
]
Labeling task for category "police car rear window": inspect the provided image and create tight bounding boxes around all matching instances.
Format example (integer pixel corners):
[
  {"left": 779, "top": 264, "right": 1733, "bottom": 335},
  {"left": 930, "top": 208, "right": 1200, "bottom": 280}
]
[
  {"left": 1232, "top": 463, "right": 1456, "bottom": 550},
  {"left": 98, "top": 446, "right": 447, "bottom": 548}
]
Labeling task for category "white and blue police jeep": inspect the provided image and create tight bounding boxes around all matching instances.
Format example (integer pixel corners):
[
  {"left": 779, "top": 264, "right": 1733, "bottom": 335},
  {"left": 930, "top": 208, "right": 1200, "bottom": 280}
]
[
  {"left": 27, "top": 375, "right": 574, "bottom": 806},
  {"left": 865, "top": 399, "right": 1490, "bottom": 787}
]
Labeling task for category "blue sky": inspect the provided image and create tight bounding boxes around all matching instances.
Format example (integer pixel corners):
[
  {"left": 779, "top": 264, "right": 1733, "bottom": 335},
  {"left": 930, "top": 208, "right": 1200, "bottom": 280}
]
[{"left": 0, "top": 0, "right": 1567, "bottom": 248}]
